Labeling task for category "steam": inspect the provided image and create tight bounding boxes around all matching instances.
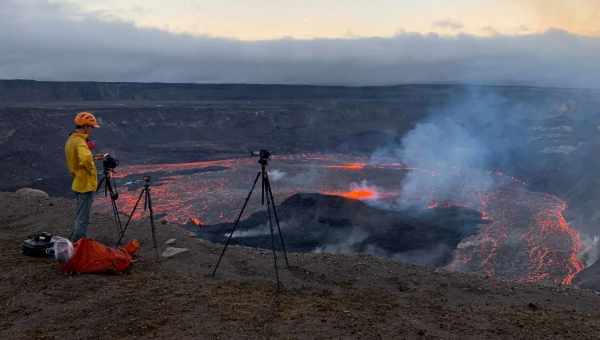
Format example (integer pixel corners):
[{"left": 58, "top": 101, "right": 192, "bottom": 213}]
[
  {"left": 232, "top": 225, "right": 270, "bottom": 238},
  {"left": 267, "top": 169, "right": 286, "bottom": 182},
  {"left": 314, "top": 233, "right": 453, "bottom": 266},
  {"left": 371, "top": 90, "right": 524, "bottom": 208},
  {"left": 580, "top": 235, "right": 600, "bottom": 267},
  {"left": 393, "top": 119, "right": 494, "bottom": 208},
  {"left": 313, "top": 227, "right": 369, "bottom": 255}
]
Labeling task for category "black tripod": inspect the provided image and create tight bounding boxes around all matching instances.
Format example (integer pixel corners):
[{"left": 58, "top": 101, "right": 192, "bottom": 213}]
[
  {"left": 116, "top": 176, "right": 160, "bottom": 261},
  {"left": 97, "top": 169, "right": 123, "bottom": 237},
  {"left": 211, "top": 150, "right": 290, "bottom": 289}
]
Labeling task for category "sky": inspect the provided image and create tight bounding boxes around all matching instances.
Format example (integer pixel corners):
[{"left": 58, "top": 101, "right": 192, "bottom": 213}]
[
  {"left": 1, "top": 0, "right": 600, "bottom": 86},
  {"left": 51, "top": 0, "right": 600, "bottom": 40}
]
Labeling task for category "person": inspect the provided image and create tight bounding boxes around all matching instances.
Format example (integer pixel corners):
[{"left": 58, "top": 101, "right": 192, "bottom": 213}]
[{"left": 65, "top": 112, "right": 104, "bottom": 241}]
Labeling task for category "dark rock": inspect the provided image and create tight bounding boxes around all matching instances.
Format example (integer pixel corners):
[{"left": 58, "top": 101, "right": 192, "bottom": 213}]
[
  {"left": 198, "top": 193, "right": 483, "bottom": 267},
  {"left": 573, "top": 261, "right": 600, "bottom": 290}
]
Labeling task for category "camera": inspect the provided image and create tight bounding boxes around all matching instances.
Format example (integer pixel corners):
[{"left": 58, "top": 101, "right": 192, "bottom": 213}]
[
  {"left": 103, "top": 154, "right": 119, "bottom": 170},
  {"left": 251, "top": 149, "right": 272, "bottom": 165}
]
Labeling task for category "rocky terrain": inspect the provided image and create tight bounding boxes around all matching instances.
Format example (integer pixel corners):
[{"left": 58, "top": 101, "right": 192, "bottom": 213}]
[
  {"left": 574, "top": 261, "right": 600, "bottom": 291},
  {"left": 198, "top": 193, "right": 484, "bottom": 266},
  {"left": 2, "top": 191, "right": 600, "bottom": 339}
]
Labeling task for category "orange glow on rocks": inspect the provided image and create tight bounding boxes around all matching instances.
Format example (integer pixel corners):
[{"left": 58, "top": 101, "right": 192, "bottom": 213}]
[
  {"left": 326, "top": 162, "right": 367, "bottom": 171},
  {"left": 190, "top": 217, "right": 204, "bottom": 226}
]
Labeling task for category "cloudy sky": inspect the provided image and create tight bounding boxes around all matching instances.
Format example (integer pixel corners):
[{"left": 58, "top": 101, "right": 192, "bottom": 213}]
[
  {"left": 50, "top": 0, "right": 600, "bottom": 39},
  {"left": 1, "top": 0, "right": 599, "bottom": 86}
]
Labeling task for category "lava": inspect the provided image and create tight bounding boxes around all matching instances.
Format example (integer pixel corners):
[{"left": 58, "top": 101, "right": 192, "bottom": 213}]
[
  {"left": 96, "top": 153, "right": 585, "bottom": 285},
  {"left": 447, "top": 187, "right": 584, "bottom": 285},
  {"left": 327, "top": 187, "right": 378, "bottom": 200},
  {"left": 325, "top": 162, "right": 367, "bottom": 171},
  {"left": 190, "top": 217, "right": 204, "bottom": 226}
]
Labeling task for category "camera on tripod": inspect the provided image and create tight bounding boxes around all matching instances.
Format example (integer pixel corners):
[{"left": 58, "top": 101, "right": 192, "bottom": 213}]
[
  {"left": 214, "top": 147, "right": 289, "bottom": 288},
  {"left": 103, "top": 154, "right": 119, "bottom": 171},
  {"left": 98, "top": 154, "right": 119, "bottom": 201},
  {"left": 251, "top": 149, "right": 271, "bottom": 165}
]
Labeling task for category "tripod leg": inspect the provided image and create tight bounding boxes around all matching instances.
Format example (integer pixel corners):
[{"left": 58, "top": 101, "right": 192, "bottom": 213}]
[
  {"left": 97, "top": 177, "right": 105, "bottom": 193},
  {"left": 264, "top": 171, "right": 281, "bottom": 289},
  {"left": 116, "top": 187, "right": 145, "bottom": 246},
  {"left": 261, "top": 172, "right": 266, "bottom": 206},
  {"left": 265, "top": 174, "right": 290, "bottom": 268},
  {"left": 145, "top": 189, "right": 160, "bottom": 261},
  {"left": 111, "top": 198, "right": 123, "bottom": 236},
  {"left": 211, "top": 171, "right": 261, "bottom": 277}
]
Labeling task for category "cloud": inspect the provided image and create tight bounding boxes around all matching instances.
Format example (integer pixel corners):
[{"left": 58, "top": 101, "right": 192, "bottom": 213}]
[
  {"left": 433, "top": 19, "right": 464, "bottom": 31},
  {"left": 515, "top": 0, "right": 600, "bottom": 35},
  {"left": 1, "top": 0, "right": 600, "bottom": 88},
  {"left": 481, "top": 26, "right": 499, "bottom": 35}
]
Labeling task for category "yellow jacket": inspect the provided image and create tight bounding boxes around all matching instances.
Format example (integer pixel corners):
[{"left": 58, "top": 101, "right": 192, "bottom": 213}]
[{"left": 65, "top": 132, "right": 98, "bottom": 193}]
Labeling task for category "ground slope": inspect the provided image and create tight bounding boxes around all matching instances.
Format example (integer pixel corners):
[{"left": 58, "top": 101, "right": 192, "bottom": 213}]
[{"left": 1, "top": 192, "right": 600, "bottom": 339}]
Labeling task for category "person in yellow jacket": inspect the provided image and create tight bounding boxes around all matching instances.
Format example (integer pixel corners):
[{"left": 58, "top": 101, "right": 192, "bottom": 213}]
[{"left": 65, "top": 112, "right": 104, "bottom": 241}]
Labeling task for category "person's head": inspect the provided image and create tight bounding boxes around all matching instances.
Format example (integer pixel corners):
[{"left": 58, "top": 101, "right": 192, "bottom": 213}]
[{"left": 73, "top": 112, "right": 100, "bottom": 135}]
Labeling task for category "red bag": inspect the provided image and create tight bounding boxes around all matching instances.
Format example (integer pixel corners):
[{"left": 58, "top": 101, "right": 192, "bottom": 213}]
[{"left": 62, "top": 238, "right": 140, "bottom": 274}]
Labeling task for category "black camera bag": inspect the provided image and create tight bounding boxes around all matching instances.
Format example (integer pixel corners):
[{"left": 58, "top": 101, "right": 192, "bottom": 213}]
[{"left": 22, "top": 232, "right": 55, "bottom": 258}]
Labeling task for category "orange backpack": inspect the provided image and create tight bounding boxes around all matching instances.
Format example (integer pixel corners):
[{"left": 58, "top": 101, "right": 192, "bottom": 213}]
[{"left": 61, "top": 238, "right": 140, "bottom": 273}]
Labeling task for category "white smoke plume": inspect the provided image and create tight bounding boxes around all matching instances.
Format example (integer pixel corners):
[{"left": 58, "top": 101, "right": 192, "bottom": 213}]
[
  {"left": 580, "top": 235, "right": 600, "bottom": 267},
  {"left": 267, "top": 169, "right": 286, "bottom": 182},
  {"left": 371, "top": 90, "right": 524, "bottom": 209}
]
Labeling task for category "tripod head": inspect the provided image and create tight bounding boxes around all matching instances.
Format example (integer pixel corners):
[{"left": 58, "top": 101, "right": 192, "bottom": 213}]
[
  {"left": 251, "top": 149, "right": 272, "bottom": 166},
  {"left": 143, "top": 176, "right": 151, "bottom": 188}
]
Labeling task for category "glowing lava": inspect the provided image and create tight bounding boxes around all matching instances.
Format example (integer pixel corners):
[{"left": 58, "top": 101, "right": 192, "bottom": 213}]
[
  {"left": 190, "top": 217, "right": 204, "bottom": 226},
  {"left": 446, "top": 187, "right": 584, "bottom": 285},
  {"left": 97, "top": 153, "right": 585, "bottom": 285},
  {"left": 325, "top": 162, "right": 367, "bottom": 171},
  {"left": 328, "top": 187, "right": 378, "bottom": 200}
]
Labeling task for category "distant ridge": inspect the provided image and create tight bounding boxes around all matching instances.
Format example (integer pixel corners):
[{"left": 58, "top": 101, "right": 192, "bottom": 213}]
[{"left": 0, "top": 79, "right": 593, "bottom": 103}]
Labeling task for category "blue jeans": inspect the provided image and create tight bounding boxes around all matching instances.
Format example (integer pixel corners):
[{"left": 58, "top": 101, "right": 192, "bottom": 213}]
[{"left": 72, "top": 191, "right": 94, "bottom": 241}]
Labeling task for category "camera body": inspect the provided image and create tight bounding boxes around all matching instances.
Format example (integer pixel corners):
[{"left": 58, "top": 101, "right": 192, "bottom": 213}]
[
  {"left": 103, "top": 154, "right": 119, "bottom": 170},
  {"left": 251, "top": 149, "right": 272, "bottom": 165}
]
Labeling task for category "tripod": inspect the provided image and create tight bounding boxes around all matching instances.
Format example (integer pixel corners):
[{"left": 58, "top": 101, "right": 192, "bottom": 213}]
[
  {"left": 116, "top": 176, "right": 160, "bottom": 261},
  {"left": 211, "top": 150, "right": 290, "bottom": 289},
  {"left": 97, "top": 169, "right": 123, "bottom": 237}
]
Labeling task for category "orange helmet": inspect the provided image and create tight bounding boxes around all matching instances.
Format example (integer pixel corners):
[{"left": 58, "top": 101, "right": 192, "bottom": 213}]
[{"left": 74, "top": 112, "right": 100, "bottom": 128}]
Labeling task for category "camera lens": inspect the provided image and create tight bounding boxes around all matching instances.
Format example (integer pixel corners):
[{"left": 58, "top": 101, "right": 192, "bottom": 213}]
[{"left": 103, "top": 155, "right": 119, "bottom": 170}]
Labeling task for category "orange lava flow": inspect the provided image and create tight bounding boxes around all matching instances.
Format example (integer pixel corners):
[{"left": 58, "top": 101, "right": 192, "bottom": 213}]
[
  {"left": 325, "top": 162, "right": 367, "bottom": 171},
  {"left": 527, "top": 200, "right": 584, "bottom": 285},
  {"left": 326, "top": 188, "right": 378, "bottom": 200},
  {"left": 190, "top": 217, "right": 204, "bottom": 226},
  {"left": 448, "top": 188, "right": 584, "bottom": 285}
]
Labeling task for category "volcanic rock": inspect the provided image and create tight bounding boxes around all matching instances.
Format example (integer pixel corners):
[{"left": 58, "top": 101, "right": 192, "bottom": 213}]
[
  {"left": 573, "top": 260, "right": 600, "bottom": 290},
  {"left": 161, "top": 247, "right": 189, "bottom": 259},
  {"left": 15, "top": 188, "right": 49, "bottom": 199},
  {"left": 197, "top": 193, "right": 484, "bottom": 266}
]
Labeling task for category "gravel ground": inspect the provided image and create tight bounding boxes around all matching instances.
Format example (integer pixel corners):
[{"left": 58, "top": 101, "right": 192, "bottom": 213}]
[{"left": 1, "top": 192, "right": 600, "bottom": 339}]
